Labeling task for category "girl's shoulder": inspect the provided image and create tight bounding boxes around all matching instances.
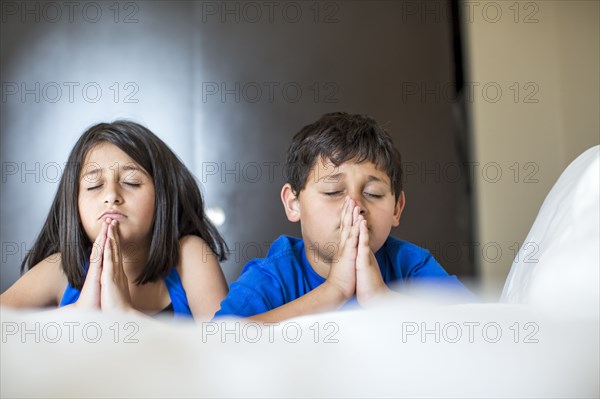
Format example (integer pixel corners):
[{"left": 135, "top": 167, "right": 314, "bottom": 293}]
[
  {"left": 175, "top": 235, "right": 228, "bottom": 319},
  {"left": 1, "top": 253, "right": 68, "bottom": 308},
  {"left": 178, "top": 235, "right": 216, "bottom": 262},
  {"left": 175, "top": 235, "right": 220, "bottom": 277}
]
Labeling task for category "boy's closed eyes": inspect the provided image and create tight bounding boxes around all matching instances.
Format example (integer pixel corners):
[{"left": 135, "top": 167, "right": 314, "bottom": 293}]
[
  {"left": 284, "top": 158, "right": 403, "bottom": 257},
  {"left": 318, "top": 166, "right": 393, "bottom": 197}
]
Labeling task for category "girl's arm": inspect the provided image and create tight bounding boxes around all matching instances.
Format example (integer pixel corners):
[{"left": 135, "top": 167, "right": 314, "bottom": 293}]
[
  {"left": 177, "top": 235, "right": 229, "bottom": 320},
  {"left": 0, "top": 254, "right": 68, "bottom": 308}
]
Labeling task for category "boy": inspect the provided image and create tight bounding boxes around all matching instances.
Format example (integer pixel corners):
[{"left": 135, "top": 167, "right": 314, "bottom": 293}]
[{"left": 216, "top": 112, "right": 474, "bottom": 321}]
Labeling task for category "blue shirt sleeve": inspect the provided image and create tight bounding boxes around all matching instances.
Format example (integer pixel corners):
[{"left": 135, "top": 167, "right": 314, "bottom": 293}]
[
  {"left": 214, "top": 260, "right": 286, "bottom": 318},
  {"left": 387, "top": 239, "right": 478, "bottom": 302}
]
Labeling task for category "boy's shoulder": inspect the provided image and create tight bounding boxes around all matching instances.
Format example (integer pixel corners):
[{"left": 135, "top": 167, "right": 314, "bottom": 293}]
[
  {"left": 380, "top": 235, "right": 432, "bottom": 258},
  {"left": 241, "top": 235, "right": 305, "bottom": 273},
  {"left": 377, "top": 236, "right": 444, "bottom": 280},
  {"left": 265, "top": 235, "right": 304, "bottom": 258},
  {"left": 241, "top": 235, "right": 325, "bottom": 282}
]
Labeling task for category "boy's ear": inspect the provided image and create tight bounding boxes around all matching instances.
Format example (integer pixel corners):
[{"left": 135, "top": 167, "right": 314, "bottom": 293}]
[
  {"left": 281, "top": 183, "right": 301, "bottom": 222},
  {"left": 392, "top": 191, "right": 406, "bottom": 227}
]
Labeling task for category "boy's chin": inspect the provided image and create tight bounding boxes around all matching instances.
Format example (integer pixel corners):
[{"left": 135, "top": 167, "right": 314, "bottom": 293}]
[
  {"left": 370, "top": 244, "right": 384, "bottom": 254},
  {"left": 369, "top": 237, "right": 387, "bottom": 254}
]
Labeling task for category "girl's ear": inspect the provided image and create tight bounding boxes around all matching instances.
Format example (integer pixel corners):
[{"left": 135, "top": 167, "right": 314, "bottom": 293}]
[
  {"left": 392, "top": 191, "right": 406, "bottom": 227},
  {"left": 281, "top": 183, "right": 301, "bottom": 222}
]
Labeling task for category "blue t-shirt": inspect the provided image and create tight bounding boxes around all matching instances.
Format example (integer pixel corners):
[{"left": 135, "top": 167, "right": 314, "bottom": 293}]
[
  {"left": 215, "top": 235, "right": 475, "bottom": 318},
  {"left": 59, "top": 266, "right": 193, "bottom": 319}
]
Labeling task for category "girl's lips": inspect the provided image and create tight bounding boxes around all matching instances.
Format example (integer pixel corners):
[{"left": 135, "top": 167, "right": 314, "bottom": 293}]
[{"left": 100, "top": 212, "right": 126, "bottom": 220}]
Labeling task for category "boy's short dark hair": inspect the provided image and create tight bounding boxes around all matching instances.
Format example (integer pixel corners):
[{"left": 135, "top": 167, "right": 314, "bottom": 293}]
[{"left": 285, "top": 112, "right": 403, "bottom": 198}]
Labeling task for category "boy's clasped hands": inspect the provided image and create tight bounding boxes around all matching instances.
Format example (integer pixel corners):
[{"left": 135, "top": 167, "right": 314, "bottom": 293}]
[
  {"left": 327, "top": 196, "right": 392, "bottom": 306},
  {"left": 76, "top": 218, "right": 133, "bottom": 312}
]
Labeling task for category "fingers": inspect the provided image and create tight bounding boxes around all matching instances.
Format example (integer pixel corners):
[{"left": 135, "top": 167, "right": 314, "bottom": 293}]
[
  {"left": 357, "top": 216, "right": 371, "bottom": 268},
  {"left": 107, "top": 220, "right": 121, "bottom": 265},
  {"left": 111, "top": 221, "right": 125, "bottom": 281},
  {"left": 105, "top": 220, "right": 129, "bottom": 286},
  {"left": 353, "top": 204, "right": 360, "bottom": 224},
  {"left": 103, "top": 224, "right": 114, "bottom": 279},
  {"left": 77, "top": 219, "right": 109, "bottom": 309},
  {"left": 89, "top": 219, "right": 109, "bottom": 280},
  {"left": 344, "top": 211, "right": 361, "bottom": 254},
  {"left": 91, "top": 218, "right": 109, "bottom": 264},
  {"left": 338, "top": 196, "right": 348, "bottom": 227},
  {"left": 339, "top": 196, "right": 351, "bottom": 243},
  {"left": 340, "top": 196, "right": 361, "bottom": 244},
  {"left": 103, "top": 221, "right": 117, "bottom": 279},
  {"left": 358, "top": 216, "right": 369, "bottom": 247},
  {"left": 104, "top": 220, "right": 121, "bottom": 273}
]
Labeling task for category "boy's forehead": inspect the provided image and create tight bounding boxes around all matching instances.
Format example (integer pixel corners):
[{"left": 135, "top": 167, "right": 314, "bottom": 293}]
[{"left": 309, "top": 157, "right": 391, "bottom": 183}]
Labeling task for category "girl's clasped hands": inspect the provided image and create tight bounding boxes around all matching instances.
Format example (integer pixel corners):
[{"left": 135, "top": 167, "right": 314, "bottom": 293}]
[{"left": 76, "top": 218, "right": 133, "bottom": 312}]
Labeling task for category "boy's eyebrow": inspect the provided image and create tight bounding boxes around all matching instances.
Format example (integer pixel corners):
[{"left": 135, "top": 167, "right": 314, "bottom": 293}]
[
  {"left": 321, "top": 172, "right": 344, "bottom": 182},
  {"left": 366, "top": 175, "right": 389, "bottom": 184},
  {"left": 319, "top": 173, "right": 388, "bottom": 184}
]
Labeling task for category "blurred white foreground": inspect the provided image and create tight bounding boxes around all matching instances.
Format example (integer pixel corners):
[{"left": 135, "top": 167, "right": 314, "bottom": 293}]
[
  {"left": 2, "top": 146, "right": 598, "bottom": 398},
  {"left": 1, "top": 300, "right": 598, "bottom": 398}
]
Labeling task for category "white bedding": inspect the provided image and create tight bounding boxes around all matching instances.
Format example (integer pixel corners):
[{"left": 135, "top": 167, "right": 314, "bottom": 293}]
[
  {"left": 2, "top": 146, "right": 599, "bottom": 398},
  {"left": 502, "top": 145, "right": 599, "bottom": 317},
  {"left": 1, "top": 303, "right": 598, "bottom": 398}
]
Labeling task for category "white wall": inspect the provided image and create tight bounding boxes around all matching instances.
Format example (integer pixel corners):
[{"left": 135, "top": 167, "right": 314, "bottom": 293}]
[{"left": 464, "top": 0, "right": 600, "bottom": 298}]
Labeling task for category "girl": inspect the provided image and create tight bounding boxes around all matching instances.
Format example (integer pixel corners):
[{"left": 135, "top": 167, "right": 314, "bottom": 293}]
[{"left": 0, "top": 121, "right": 229, "bottom": 319}]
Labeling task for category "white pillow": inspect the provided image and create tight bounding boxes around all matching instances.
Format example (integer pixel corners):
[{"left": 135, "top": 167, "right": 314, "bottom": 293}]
[{"left": 501, "top": 145, "right": 599, "bottom": 318}]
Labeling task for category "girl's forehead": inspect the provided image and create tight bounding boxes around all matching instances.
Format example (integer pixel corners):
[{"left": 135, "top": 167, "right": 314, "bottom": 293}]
[
  {"left": 80, "top": 142, "right": 151, "bottom": 179},
  {"left": 82, "top": 142, "right": 136, "bottom": 166}
]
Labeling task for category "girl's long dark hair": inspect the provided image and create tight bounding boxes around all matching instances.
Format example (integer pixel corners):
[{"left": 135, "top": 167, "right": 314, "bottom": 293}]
[{"left": 21, "top": 121, "right": 228, "bottom": 290}]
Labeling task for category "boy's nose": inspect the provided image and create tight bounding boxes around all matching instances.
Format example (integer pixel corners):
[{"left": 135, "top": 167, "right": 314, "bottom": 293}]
[{"left": 349, "top": 196, "right": 367, "bottom": 215}]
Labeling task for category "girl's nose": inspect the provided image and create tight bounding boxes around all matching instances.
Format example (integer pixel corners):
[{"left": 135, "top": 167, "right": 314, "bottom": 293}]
[{"left": 103, "top": 184, "right": 123, "bottom": 205}]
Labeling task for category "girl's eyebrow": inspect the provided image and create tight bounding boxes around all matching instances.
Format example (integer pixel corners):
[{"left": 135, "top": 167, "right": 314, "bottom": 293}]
[
  {"left": 80, "top": 163, "right": 149, "bottom": 179},
  {"left": 122, "top": 164, "right": 149, "bottom": 176},
  {"left": 81, "top": 167, "right": 101, "bottom": 179}
]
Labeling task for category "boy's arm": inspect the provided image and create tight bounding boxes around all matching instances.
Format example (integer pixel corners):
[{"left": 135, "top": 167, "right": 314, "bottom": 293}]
[
  {"left": 247, "top": 281, "right": 348, "bottom": 322},
  {"left": 214, "top": 268, "right": 350, "bottom": 321}
]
